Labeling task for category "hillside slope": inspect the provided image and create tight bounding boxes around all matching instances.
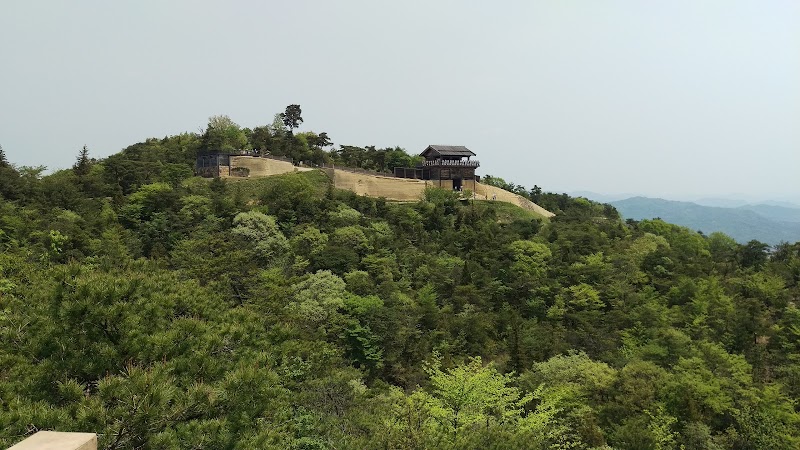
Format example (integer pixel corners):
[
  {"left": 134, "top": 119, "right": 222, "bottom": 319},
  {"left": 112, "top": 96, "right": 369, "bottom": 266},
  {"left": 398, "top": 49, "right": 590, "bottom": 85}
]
[
  {"left": 228, "top": 155, "right": 311, "bottom": 177},
  {"left": 474, "top": 183, "right": 555, "bottom": 218},
  {"left": 330, "top": 169, "right": 554, "bottom": 217},
  {"left": 331, "top": 169, "right": 429, "bottom": 201},
  {"left": 218, "top": 157, "right": 555, "bottom": 217},
  {"left": 737, "top": 203, "right": 800, "bottom": 223}
]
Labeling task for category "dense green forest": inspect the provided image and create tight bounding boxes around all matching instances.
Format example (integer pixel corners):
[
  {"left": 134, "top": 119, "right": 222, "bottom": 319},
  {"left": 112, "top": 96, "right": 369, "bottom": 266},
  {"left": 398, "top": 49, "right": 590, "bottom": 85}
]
[{"left": 1, "top": 110, "right": 800, "bottom": 449}]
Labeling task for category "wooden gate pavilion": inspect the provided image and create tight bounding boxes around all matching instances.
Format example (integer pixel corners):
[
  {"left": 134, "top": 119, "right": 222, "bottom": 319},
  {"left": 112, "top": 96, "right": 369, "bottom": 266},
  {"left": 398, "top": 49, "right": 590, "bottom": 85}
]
[{"left": 394, "top": 145, "right": 480, "bottom": 191}]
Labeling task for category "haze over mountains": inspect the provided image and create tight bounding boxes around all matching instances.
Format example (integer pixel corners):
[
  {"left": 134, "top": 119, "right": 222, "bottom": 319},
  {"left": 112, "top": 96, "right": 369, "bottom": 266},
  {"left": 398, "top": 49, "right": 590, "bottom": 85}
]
[
  {"left": 693, "top": 197, "right": 800, "bottom": 209},
  {"left": 568, "top": 191, "right": 800, "bottom": 244},
  {"left": 575, "top": 194, "right": 800, "bottom": 245},
  {"left": 571, "top": 191, "right": 800, "bottom": 209}
]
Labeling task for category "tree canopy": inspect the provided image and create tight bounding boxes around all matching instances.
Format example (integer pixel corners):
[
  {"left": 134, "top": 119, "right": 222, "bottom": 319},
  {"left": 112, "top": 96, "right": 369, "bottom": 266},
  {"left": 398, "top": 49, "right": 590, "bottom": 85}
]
[{"left": 1, "top": 113, "right": 799, "bottom": 449}]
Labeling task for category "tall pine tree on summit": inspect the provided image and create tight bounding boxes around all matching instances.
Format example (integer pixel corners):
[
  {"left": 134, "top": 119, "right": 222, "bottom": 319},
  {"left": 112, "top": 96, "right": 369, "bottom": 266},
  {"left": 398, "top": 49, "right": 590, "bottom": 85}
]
[
  {"left": 280, "top": 104, "right": 303, "bottom": 135},
  {"left": 73, "top": 145, "right": 91, "bottom": 177},
  {"left": 0, "top": 144, "right": 8, "bottom": 168}
]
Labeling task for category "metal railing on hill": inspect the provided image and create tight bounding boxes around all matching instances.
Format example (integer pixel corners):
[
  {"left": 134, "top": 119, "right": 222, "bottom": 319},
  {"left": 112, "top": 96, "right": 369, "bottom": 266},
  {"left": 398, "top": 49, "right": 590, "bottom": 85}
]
[
  {"left": 223, "top": 153, "right": 399, "bottom": 178},
  {"left": 229, "top": 152, "right": 294, "bottom": 164},
  {"left": 318, "top": 162, "right": 393, "bottom": 177}
]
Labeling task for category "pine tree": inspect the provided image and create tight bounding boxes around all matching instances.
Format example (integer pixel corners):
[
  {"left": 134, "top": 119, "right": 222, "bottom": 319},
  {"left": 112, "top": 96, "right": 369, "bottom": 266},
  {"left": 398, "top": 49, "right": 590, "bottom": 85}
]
[
  {"left": 73, "top": 145, "right": 91, "bottom": 176},
  {"left": 0, "top": 144, "right": 8, "bottom": 167},
  {"left": 280, "top": 104, "right": 303, "bottom": 134}
]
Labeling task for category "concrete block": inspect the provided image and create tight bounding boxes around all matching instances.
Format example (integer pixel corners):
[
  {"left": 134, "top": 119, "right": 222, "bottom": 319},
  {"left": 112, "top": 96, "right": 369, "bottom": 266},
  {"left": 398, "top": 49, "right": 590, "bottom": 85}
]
[{"left": 8, "top": 431, "right": 97, "bottom": 450}]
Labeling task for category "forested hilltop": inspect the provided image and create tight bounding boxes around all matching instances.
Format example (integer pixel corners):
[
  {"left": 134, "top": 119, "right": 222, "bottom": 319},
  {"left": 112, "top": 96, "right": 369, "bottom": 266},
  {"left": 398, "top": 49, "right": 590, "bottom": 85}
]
[{"left": 1, "top": 112, "right": 800, "bottom": 449}]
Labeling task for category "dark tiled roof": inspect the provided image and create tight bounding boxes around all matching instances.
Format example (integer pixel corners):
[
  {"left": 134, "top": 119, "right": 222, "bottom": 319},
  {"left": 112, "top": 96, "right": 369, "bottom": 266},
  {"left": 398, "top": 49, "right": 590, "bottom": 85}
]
[{"left": 421, "top": 145, "right": 476, "bottom": 157}]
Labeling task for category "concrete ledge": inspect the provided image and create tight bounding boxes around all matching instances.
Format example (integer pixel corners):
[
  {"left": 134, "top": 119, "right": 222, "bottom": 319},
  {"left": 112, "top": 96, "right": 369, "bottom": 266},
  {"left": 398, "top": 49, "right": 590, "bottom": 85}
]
[{"left": 8, "top": 431, "right": 97, "bottom": 450}]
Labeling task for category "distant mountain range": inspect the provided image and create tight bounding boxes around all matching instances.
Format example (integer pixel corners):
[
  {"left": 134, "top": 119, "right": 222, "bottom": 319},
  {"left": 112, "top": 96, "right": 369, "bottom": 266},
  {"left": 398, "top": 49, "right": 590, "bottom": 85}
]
[
  {"left": 692, "top": 197, "right": 800, "bottom": 209},
  {"left": 567, "top": 191, "right": 640, "bottom": 204},
  {"left": 607, "top": 197, "right": 800, "bottom": 245},
  {"left": 735, "top": 204, "right": 800, "bottom": 223}
]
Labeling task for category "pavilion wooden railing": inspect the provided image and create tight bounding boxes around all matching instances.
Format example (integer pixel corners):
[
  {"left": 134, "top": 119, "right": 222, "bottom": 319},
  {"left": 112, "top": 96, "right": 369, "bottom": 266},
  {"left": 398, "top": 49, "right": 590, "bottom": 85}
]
[{"left": 420, "top": 159, "right": 480, "bottom": 167}]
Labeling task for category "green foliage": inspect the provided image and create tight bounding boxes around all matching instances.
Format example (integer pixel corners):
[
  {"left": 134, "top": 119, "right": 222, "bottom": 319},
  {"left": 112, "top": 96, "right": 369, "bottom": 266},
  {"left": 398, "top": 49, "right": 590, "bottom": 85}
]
[
  {"left": 1, "top": 122, "right": 800, "bottom": 449},
  {"left": 327, "top": 204, "right": 362, "bottom": 226},
  {"left": 611, "top": 196, "right": 800, "bottom": 245},
  {"left": 287, "top": 270, "right": 347, "bottom": 329},
  {"left": 281, "top": 104, "right": 304, "bottom": 131},
  {"left": 424, "top": 356, "right": 531, "bottom": 430},
  {"left": 259, "top": 172, "right": 323, "bottom": 223},
  {"left": 231, "top": 211, "right": 288, "bottom": 263},
  {"left": 72, "top": 145, "right": 92, "bottom": 177},
  {"left": 508, "top": 239, "right": 551, "bottom": 279},
  {"left": 201, "top": 115, "right": 248, "bottom": 152},
  {"left": 329, "top": 145, "right": 422, "bottom": 173}
]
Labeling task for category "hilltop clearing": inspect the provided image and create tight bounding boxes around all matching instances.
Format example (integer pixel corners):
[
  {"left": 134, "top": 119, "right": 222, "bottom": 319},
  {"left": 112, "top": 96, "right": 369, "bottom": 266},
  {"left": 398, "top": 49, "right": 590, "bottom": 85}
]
[{"left": 214, "top": 155, "right": 554, "bottom": 218}]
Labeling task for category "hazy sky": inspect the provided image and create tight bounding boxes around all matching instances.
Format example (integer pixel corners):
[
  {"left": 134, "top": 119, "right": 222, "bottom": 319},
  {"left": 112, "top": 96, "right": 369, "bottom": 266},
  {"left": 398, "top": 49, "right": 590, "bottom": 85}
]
[{"left": 1, "top": 1, "right": 798, "bottom": 200}]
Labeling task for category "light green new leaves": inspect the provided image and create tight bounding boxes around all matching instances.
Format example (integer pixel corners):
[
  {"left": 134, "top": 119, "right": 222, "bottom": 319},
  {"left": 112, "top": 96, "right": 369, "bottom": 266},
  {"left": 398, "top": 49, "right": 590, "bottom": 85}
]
[
  {"left": 509, "top": 240, "right": 552, "bottom": 279},
  {"left": 286, "top": 270, "right": 347, "bottom": 328},
  {"left": 327, "top": 204, "right": 362, "bottom": 227},
  {"left": 231, "top": 211, "right": 288, "bottom": 263},
  {"left": 423, "top": 356, "right": 531, "bottom": 430}
]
